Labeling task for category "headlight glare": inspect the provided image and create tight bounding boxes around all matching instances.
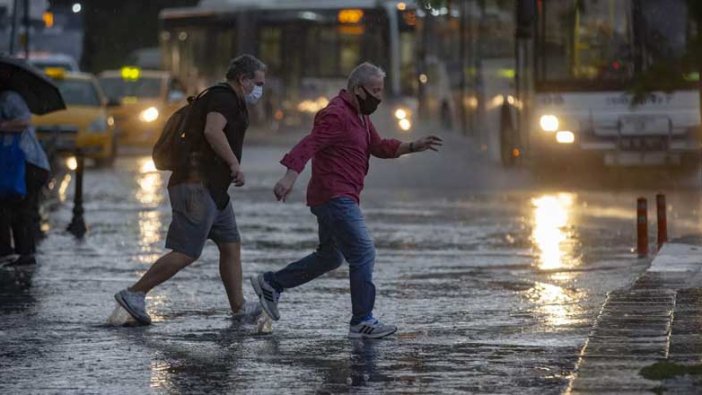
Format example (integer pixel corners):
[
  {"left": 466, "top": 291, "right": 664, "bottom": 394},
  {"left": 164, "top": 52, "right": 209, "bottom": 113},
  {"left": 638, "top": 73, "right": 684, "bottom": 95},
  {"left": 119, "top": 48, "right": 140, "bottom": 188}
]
[
  {"left": 556, "top": 131, "right": 575, "bottom": 144},
  {"left": 539, "top": 114, "right": 559, "bottom": 132},
  {"left": 139, "top": 107, "right": 159, "bottom": 123}
]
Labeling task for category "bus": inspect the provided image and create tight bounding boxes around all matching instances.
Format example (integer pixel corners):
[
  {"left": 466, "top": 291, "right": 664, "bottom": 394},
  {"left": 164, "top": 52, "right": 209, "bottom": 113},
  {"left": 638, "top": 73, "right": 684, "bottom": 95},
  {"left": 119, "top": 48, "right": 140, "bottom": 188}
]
[
  {"left": 158, "top": 0, "right": 418, "bottom": 131},
  {"left": 419, "top": 0, "right": 701, "bottom": 170}
]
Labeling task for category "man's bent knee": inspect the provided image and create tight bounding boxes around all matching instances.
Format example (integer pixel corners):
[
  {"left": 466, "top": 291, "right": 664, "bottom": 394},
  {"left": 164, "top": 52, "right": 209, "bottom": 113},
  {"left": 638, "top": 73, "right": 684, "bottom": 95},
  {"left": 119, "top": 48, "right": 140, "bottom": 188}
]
[
  {"left": 169, "top": 250, "right": 198, "bottom": 267},
  {"left": 217, "top": 241, "right": 241, "bottom": 258},
  {"left": 317, "top": 248, "right": 344, "bottom": 270},
  {"left": 345, "top": 245, "right": 375, "bottom": 270}
]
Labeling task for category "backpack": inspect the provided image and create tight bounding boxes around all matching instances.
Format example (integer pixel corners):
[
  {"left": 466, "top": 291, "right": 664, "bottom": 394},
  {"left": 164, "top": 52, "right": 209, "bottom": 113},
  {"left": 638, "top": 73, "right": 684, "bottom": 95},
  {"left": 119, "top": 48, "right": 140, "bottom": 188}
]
[
  {"left": 152, "top": 84, "right": 233, "bottom": 171},
  {"left": 0, "top": 134, "right": 26, "bottom": 199}
]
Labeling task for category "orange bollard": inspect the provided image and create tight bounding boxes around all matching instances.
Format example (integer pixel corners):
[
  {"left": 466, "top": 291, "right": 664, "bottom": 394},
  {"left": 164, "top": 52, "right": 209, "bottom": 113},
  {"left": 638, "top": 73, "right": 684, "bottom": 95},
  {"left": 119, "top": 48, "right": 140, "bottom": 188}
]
[
  {"left": 656, "top": 194, "right": 667, "bottom": 251},
  {"left": 637, "top": 197, "right": 648, "bottom": 257}
]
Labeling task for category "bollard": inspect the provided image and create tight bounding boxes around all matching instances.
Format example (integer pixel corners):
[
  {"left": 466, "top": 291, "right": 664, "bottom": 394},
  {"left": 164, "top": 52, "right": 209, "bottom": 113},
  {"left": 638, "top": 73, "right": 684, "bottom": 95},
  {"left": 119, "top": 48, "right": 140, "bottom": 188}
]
[
  {"left": 637, "top": 197, "right": 648, "bottom": 257},
  {"left": 67, "top": 149, "right": 86, "bottom": 238},
  {"left": 656, "top": 194, "right": 667, "bottom": 251}
]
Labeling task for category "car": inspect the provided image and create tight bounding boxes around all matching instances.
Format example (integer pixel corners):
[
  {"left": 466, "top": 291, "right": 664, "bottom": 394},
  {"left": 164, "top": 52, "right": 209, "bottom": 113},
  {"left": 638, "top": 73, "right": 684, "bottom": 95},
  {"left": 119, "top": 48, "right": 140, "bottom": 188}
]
[
  {"left": 33, "top": 68, "right": 118, "bottom": 167},
  {"left": 98, "top": 67, "right": 186, "bottom": 147},
  {"left": 26, "top": 52, "right": 80, "bottom": 72}
]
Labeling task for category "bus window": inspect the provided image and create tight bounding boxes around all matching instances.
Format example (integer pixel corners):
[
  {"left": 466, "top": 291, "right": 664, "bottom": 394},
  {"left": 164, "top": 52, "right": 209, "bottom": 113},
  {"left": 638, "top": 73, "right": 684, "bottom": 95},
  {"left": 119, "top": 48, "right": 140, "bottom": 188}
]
[
  {"left": 638, "top": 0, "right": 689, "bottom": 66},
  {"left": 260, "top": 27, "right": 282, "bottom": 75},
  {"left": 536, "top": 0, "right": 693, "bottom": 89},
  {"left": 304, "top": 26, "right": 362, "bottom": 78},
  {"left": 537, "top": 0, "right": 634, "bottom": 86},
  {"left": 479, "top": 1, "right": 516, "bottom": 59}
]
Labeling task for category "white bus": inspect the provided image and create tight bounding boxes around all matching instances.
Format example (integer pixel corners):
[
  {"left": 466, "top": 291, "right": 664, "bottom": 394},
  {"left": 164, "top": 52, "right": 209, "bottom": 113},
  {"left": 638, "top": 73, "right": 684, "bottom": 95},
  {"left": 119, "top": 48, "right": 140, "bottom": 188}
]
[
  {"left": 159, "top": 0, "right": 418, "bottom": 130},
  {"left": 419, "top": 0, "right": 701, "bottom": 170}
]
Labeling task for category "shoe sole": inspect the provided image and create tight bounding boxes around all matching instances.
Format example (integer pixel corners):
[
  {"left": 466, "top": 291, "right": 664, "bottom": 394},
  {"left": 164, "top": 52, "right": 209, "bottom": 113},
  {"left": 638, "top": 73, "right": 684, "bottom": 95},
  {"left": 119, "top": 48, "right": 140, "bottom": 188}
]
[
  {"left": 348, "top": 327, "right": 398, "bottom": 339},
  {"left": 250, "top": 275, "right": 280, "bottom": 321},
  {"left": 114, "top": 292, "right": 152, "bottom": 325}
]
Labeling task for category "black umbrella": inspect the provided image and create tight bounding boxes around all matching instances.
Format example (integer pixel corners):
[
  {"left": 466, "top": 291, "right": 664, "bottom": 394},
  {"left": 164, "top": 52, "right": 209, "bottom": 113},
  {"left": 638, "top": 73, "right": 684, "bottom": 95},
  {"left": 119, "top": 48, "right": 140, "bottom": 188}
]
[{"left": 0, "top": 55, "right": 66, "bottom": 115}]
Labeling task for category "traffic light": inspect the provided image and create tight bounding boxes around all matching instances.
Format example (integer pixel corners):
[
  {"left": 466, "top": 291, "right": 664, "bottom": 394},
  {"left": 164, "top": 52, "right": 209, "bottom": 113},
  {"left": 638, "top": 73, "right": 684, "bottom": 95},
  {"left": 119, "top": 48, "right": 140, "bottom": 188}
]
[{"left": 43, "top": 11, "right": 54, "bottom": 27}]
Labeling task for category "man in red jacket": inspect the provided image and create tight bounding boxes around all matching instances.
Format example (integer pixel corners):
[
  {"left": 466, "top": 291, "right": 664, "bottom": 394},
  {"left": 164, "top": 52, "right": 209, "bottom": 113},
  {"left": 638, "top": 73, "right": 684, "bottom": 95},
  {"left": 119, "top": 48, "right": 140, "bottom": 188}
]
[{"left": 251, "top": 62, "right": 442, "bottom": 339}]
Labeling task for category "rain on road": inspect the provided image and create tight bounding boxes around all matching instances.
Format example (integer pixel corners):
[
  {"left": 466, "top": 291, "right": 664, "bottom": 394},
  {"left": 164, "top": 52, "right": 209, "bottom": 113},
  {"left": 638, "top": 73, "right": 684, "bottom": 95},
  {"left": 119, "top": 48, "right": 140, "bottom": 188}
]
[{"left": 2, "top": 129, "right": 702, "bottom": 393}]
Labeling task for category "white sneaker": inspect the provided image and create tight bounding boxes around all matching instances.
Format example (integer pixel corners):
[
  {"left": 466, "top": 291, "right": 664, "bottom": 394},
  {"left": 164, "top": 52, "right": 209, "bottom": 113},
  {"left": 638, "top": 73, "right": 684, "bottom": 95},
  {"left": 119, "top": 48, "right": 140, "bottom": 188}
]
[
  {"left": 232, "top": 299, "right": 263, "bottom": 324},
  {"left": 348, "top": 319, "right": 397, "bottom": 339},
  {"left": 114, "top": 289, "right": 151, "bottom": 325},
  {"left": 250, "top": 274, "right": 280, "bottom": 321}
]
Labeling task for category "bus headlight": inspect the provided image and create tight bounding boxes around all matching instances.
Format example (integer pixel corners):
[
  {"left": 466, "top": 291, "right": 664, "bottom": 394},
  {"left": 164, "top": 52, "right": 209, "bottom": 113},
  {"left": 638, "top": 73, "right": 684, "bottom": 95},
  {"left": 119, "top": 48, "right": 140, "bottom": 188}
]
[
  {"left": 539, "top": 114, "right": 559, "bottom": 132},
  {"left": 394, "top": 108, "right": 408, "bottom": 120},
  {"left": 394, "top": 106, "right": 412, "bottom": 131},
  {"left": 556, "top": 131, "right": 575, "bottom": 144},
  {"left": 139, "top": 107, "right": 159, "bottom": 123}
]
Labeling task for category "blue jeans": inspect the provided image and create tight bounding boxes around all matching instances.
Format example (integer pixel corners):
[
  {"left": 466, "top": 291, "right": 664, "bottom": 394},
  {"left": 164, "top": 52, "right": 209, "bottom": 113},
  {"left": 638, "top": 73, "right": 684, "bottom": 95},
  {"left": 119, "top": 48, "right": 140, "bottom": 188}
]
[{"left": 266, "top": 197, "right": 376, "bottom": 325}]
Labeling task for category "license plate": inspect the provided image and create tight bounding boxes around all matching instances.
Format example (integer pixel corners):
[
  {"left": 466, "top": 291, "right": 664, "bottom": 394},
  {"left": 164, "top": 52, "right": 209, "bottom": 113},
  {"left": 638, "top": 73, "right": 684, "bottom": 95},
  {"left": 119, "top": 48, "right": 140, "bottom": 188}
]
[
  {"left": 620, "top": 115, "right": 670, "bottom": 135},
  {"left": 619, "top": 136, "right": 668, "bottom": 151},
  {"left": 605, "top": 152, "right": 678, "bottom": 166}
]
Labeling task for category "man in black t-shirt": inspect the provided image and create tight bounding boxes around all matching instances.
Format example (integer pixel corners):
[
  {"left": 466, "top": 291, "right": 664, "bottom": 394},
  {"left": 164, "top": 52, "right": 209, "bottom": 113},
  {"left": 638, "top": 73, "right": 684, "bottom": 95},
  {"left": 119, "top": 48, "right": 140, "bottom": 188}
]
[{"left": 114, "top": 54, "right": 267, "bottom": 326}]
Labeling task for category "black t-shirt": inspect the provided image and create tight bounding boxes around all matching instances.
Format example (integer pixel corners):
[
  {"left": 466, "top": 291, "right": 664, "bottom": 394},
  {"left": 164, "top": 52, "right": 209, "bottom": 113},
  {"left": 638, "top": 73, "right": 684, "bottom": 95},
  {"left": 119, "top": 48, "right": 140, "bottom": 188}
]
[{"left": 168, "top": 84, "right": 249, "bottom": 209}]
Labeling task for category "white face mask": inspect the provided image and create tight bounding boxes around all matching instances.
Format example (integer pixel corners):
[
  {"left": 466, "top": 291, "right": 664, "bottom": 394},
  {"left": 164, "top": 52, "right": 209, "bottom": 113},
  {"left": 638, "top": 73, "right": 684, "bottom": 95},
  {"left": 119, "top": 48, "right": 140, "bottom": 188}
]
[{"left": 245, "top": 85, "right": 263, "bottom": 104}]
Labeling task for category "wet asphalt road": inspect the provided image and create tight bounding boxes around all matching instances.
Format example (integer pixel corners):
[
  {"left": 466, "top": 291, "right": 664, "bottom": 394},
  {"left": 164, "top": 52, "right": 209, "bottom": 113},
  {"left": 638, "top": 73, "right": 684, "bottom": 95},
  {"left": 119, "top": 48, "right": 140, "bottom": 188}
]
[{"left": 2, "top": 127, "right": 702, "bottom": 393}]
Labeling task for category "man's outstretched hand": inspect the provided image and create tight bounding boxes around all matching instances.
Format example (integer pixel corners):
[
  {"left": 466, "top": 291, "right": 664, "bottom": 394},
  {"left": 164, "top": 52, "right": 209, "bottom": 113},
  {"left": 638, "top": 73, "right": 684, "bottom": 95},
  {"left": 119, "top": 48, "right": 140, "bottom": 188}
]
[
  {"left": 412, "top": 135, "right": 443, "bottom": 152},
  {"left": 274, "top": 169, "right": 299, "bottom": 202}
]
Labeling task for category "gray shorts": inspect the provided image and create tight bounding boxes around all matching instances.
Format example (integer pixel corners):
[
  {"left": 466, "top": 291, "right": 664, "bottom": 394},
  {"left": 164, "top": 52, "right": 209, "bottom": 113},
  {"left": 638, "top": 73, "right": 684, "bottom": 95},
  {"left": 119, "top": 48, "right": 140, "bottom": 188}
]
[{"left": 165, "top": 183, "right": 240, "bottom": 258}]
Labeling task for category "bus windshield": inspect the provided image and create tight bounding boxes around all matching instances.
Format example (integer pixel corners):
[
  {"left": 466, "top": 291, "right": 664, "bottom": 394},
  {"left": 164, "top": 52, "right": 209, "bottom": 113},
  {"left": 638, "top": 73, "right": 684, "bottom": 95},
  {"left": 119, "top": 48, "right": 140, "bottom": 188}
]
[
  {"left": 99, "top": 77, "right": 162, "bottom": 100},
  {"left": 160, "top": 5, "right": 416, "bottom": 101},
  {"left": 535, "top": 0, "right": 693, "bottom": 91}
]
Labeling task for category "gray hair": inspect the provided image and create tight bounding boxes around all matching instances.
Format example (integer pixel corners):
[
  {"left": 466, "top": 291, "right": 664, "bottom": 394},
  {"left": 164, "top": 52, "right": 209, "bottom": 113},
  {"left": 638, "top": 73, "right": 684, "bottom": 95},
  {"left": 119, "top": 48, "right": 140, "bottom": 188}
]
[
  {"left": 347, "top": 62, "right": 386, "bottom": 91},
  {"left": 225, "top": 54, "right": 267, "bottom": 82}
]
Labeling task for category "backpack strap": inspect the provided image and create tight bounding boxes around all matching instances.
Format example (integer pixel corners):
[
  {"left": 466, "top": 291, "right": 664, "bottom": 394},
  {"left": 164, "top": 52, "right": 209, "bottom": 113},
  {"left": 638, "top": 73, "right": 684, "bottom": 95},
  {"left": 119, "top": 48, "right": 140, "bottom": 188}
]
[{"left": 187, "top": 83, "right": 234, "bottom": 104}]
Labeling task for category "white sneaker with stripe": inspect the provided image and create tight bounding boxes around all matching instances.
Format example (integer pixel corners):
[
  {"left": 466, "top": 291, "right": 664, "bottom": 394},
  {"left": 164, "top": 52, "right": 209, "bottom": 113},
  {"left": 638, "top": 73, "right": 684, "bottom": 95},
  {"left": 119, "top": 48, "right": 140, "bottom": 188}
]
[
  {"left": 348, "top": 319, "right": 397, "bottom": 339},
  {"left": 250, "top": 274, "right": 280, "bottom": 321}
]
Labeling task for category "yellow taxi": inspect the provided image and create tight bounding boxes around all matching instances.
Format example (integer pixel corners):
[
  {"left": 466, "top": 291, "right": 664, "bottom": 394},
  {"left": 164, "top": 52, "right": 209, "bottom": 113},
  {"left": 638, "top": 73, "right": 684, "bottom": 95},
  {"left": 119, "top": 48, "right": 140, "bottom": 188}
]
[
  {"left": 33, "top": 68, "right": 118, "bottom": 167},
  {"left": 98, "top": 67, "right": 187, "bottom": 147}
]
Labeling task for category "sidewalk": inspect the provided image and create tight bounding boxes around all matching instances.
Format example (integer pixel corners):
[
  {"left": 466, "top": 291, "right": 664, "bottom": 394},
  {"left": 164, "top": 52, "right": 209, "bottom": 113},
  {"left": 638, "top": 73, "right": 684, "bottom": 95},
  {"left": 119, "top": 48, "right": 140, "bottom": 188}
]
[{"left": 566, "top": 237, "right": 702, "bottom": 393}]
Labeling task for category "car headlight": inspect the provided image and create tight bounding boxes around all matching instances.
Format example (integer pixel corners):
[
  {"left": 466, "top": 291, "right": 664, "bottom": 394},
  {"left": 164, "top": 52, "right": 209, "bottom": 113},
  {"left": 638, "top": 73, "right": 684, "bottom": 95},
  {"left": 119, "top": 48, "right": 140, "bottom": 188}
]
[
  {"left": 139, "top": 107, "right": 159, "bottom": 123},
  {"left": 539, "top": 114, "right": 559, "bottom": 132},
  {"left": 88, "top": 116, "right": 109, "bottom": 133}
]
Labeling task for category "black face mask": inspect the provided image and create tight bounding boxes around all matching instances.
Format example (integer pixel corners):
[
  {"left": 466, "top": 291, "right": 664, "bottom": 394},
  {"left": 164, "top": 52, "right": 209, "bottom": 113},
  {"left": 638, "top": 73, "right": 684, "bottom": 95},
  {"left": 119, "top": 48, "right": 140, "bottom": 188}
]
[{"left": 356, "top": 86, "right": 381, "bottom": 115}]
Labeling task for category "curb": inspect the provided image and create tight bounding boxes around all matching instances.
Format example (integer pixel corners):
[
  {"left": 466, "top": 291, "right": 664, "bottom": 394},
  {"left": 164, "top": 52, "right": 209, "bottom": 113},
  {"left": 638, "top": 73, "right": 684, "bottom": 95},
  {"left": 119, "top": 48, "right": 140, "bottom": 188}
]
[{"left": 566, "top": 241, "right": 702, "bottom": 393}]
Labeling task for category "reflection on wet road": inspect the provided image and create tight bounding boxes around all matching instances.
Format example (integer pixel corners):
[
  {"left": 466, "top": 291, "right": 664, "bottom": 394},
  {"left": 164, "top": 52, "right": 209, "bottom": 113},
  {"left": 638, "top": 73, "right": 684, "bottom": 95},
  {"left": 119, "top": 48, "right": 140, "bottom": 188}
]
[{"left": 2, "top": 138, "right": 702, "bottom": 393}]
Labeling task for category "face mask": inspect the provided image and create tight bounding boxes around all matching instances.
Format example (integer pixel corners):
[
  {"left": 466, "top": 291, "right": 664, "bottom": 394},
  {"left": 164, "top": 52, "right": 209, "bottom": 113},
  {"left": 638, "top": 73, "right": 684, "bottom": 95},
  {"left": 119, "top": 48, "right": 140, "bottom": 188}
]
[
  {"left": 245, "top": 84, "right": 263, "bottom": 104},
  {"left": 356, "top": 86, "right": 381, "bottom": 115}
]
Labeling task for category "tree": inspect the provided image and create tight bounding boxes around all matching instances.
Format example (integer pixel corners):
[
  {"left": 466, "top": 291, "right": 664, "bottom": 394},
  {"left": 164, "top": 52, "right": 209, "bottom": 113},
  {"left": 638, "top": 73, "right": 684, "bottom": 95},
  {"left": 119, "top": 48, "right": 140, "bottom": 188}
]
[{"left": 630, "top": 0, "right": 702, "bottom": 118}]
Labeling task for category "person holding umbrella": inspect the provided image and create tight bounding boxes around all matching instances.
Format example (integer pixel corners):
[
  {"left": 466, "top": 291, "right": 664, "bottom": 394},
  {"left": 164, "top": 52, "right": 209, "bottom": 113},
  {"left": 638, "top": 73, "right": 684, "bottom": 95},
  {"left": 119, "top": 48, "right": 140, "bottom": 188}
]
[{"left": 0, "top": 55, "right": 65, "bottom": 266}]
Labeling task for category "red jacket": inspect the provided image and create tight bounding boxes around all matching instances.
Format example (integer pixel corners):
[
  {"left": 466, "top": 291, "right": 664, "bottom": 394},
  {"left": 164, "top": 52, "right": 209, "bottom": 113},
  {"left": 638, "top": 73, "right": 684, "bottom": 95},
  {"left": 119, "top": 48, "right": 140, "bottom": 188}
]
[{"left": 281, "top": 89, "right": 402, "bottom": 207}]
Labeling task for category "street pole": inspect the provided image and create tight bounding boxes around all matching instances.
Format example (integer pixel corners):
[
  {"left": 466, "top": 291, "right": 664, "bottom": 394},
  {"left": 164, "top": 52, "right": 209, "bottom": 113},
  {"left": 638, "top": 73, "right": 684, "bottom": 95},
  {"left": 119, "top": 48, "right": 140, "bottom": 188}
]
[
  {"left": 22, "top": 0, "right": 29, "bottom": 58},
  {"left": 9, "top": 0, "right": 20, "bottom": 54},
  {"left": 636, "top": 197, "right": 648, "bottom": 258},
  {"left": 67, "top": 150, "right": 87, "bottom": 238},
  {"left": 656, "top": 194, "right": 667, "bottom": 251}
]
